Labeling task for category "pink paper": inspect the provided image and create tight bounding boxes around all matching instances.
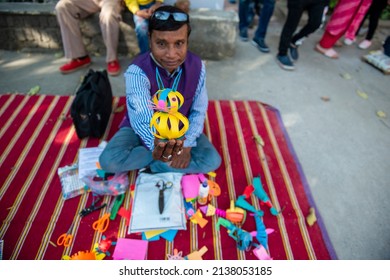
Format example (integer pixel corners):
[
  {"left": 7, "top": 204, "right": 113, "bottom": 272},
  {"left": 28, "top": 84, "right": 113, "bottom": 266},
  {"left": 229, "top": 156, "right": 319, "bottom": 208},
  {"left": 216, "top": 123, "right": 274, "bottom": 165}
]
[
  {"left": 253, "top": 245, "right": 272, "bottom": 260},
  {"left": 112, "top": 238, "right": 148, "bottom": 260},
  {"left": 181, "top": 174, "right": 200, "bottom": 199}
]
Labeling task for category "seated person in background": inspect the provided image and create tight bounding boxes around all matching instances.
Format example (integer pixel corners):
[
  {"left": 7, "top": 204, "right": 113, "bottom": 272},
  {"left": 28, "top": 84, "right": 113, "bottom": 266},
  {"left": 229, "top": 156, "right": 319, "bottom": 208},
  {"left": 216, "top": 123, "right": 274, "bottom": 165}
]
[
  {"left": 124, "top": 0, "right": 164, "bottom": 54},
  {"left": 99, "top": 5, "right": 222, "bottom": 174},
  {"left": 174, "top": 0, "right": 190, "bottom": 13},
  {"left": 55, "top": 0, "right": 123, "bottom": 76}
]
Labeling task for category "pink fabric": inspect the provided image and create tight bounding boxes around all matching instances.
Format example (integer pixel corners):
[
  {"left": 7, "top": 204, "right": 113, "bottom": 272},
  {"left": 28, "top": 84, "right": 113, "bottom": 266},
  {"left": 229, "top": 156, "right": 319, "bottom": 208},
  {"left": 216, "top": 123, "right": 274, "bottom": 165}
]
[
  {"left": 325, "top": 0, "right": 372, "bottom": 38},
  {"left": 320, "top": 0, "right": 372, "bottom": 48}
]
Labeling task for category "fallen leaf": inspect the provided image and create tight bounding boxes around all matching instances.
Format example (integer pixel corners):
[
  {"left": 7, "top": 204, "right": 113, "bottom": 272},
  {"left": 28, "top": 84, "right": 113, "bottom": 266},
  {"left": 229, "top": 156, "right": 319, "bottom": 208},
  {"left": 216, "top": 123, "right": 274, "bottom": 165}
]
[
  {"left": 321, "top": 96, "right": 330, "bottom": 102},
  {"left": 114, "top": 105, "right": 125, "bottom": 113},
  {"left": 306, "top": 207, "right": 317, "bottom": 226},
  {"left": 356, "top": 90, "right": 368, "bottom": 99},
  {"left": 376, "top": 110, "right": 386, "bottom": 118},
  {"left": 340, "top": 72, "right": 352, "bottom": 80},
  {"left": 253, "top": 134, "right": 265, "bottom": 146},
  {"left": 27, "top": 85, "right": 40, "bottom": 96}
]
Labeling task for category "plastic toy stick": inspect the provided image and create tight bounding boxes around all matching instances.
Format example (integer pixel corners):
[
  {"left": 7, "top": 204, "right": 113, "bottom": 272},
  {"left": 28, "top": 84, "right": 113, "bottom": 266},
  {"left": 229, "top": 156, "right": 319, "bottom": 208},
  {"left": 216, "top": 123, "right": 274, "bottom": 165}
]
[
  {"left": 235, "top": 195, "right": 264, "bottom": 217},
  {"left": 184, "top": 246, "right": 208, "bottom": 260},
  {"left": 252, "top": 176, "right": 278, "bottom": 216}
]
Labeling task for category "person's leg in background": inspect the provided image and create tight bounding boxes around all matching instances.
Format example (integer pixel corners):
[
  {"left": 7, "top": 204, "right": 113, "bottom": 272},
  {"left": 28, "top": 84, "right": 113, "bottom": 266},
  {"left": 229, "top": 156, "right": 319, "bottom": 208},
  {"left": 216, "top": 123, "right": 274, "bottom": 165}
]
[
  {"left": 276, "top": 0, "right": 303, "bottom": 70},
  {"left": 55, "top": 0, "right": 99, "bottom": 73},
  {"left": 358, "top": 0, "right": 388, "bottom": 49},
  {"left": 289, "top": 0, "right": 329, "bottom": 61},
  {"left": 99, "top": 0, "right": 123, "bottom": 76},
  {"left": 252, "top": 0, "right": 276, "bottom": 53},
  {"left": 238, "top": 0, "right": 251, "bottom": 41},
  {"left": 344, "top": 0, "right": 373, "bottom": 45}
]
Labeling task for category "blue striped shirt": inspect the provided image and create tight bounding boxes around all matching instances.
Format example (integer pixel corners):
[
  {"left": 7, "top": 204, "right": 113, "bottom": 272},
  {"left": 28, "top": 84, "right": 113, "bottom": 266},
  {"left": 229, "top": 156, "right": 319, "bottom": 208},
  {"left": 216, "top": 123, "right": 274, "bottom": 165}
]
[{"left": 124, "top": 61, "right": 208, "bottom": 151}]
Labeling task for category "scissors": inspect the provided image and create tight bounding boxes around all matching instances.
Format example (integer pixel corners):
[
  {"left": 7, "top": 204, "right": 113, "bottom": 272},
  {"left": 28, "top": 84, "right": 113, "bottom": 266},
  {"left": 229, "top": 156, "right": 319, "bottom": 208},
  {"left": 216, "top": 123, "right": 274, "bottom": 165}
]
[
  {"left": 155, "top": 180, "right": 173, "bottom": 214},
  {"left": 79, "top": 195, "right": 106, "bottom": 217},
  {"left": 57, "top": 222, "right": 75, "bottom": 247},
  {"left": 92, "top": 194, "right": 124, "bottom": 233}
]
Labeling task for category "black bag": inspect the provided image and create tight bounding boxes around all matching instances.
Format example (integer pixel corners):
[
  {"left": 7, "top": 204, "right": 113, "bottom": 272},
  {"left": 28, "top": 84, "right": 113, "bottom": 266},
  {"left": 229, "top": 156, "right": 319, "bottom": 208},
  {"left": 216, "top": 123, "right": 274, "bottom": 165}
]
[{"left": 71, "top": 69, "right": 113, "bottom": 139}]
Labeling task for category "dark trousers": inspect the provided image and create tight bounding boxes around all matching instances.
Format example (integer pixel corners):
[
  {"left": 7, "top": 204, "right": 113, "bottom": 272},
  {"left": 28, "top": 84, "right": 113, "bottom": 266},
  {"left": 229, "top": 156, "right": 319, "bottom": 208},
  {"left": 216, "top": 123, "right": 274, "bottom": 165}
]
[
  {"left": 278, "top": 0, "right": 328, "bottom": 56},
  {"left": 357, "top": 0, "right": 388, "bottom": 40}
]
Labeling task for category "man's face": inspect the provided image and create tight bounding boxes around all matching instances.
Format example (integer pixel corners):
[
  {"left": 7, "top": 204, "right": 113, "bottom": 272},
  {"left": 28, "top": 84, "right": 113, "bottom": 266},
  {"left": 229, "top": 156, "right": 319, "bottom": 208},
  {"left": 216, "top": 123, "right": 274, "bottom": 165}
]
[{"left": 150, "top": 25, "right": 189, "bottom": 73}]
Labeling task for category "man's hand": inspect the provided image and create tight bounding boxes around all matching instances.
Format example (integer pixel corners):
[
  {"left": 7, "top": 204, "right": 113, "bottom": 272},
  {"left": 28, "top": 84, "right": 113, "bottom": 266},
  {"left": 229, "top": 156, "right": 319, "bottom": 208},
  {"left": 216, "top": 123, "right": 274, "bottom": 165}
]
[
  {"left": 153, "top": 138, "right": 183, "bottom": 161},
  {"left": 170, "top": 147, "right": 191, "bottom": 169},
  {"left": 152, "top": 138, "right": 191, "bottom": 169}
]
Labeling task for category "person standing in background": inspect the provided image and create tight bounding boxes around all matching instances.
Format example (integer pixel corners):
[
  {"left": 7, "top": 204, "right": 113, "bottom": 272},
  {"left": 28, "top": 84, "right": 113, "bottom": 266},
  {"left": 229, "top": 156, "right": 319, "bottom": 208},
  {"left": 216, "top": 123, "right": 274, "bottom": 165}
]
[
  {"left": 315, "top": 0, "right": 372, "bottom": 59},
  {"left": 356, "top": 0, "right": 389, "bottom": 49},
  {"left": 239, "top": 0, "right": 276, "bottom": 53},
  {"left": 276, "top": 0, "right": 329, "bottom": 70}
]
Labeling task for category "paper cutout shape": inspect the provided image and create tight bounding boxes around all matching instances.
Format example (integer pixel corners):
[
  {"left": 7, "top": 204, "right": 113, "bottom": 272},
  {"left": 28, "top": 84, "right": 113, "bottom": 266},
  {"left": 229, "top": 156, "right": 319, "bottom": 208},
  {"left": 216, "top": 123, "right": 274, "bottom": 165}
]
[{"left": 112, "top": 238, "right": 148, "bottom": 260}]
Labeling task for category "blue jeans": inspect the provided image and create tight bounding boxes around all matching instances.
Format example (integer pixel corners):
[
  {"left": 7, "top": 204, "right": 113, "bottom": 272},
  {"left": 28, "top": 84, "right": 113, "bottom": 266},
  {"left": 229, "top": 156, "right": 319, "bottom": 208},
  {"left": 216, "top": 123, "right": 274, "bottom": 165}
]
[
  {"left": 133, "top": 3, "right": 153, "bottom": 54},
  {"left": 99, "top": 126, "right": 222, "bottom": 174},
  {"left": 239, "top": 0, "right": 275, "bottom": 39}
]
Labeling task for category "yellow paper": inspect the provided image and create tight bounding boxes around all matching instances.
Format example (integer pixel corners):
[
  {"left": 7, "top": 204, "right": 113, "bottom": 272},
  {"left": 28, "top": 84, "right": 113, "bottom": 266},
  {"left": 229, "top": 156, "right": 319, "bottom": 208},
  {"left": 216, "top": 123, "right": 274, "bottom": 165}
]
[{"left": 144, "top": 229, "right": 167, "bottom": 239}]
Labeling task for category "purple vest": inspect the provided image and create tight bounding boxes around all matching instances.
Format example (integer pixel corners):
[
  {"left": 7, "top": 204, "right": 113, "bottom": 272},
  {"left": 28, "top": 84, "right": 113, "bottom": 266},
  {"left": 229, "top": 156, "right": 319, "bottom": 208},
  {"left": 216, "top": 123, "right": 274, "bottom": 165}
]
[{"left": 120, "top": 51, "right": 202, "bottom": 128}]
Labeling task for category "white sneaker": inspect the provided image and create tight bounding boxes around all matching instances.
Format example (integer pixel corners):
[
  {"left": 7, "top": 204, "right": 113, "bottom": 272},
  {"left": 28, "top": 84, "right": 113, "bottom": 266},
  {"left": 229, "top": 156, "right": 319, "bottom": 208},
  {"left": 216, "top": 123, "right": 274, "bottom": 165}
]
[
  {"left": 343, "top": 38, "right": 355, "bottom": 45},
  {"left": 358, "top": 40, "right": 372, "bottom": 49}
]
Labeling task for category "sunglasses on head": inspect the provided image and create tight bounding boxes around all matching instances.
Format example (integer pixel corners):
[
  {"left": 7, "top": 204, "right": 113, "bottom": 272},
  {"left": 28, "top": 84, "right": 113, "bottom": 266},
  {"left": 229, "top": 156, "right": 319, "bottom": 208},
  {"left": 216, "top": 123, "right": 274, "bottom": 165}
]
[{"left": 152, "top": 11, "right": 189, "bottom": 22}]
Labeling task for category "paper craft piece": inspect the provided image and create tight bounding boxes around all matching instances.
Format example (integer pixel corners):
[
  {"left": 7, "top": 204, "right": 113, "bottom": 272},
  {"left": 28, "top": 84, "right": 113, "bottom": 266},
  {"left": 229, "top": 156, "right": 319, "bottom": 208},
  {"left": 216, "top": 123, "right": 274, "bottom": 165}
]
[
  {"left": 167, "top": 248, "right": 184, "bottom": 260},
  {"left": 181, "top": 174, "right": 201, "bottom": 200},
  {"left": 253, "top": 245, "right": 273, "bottom": 260},
  {"left": 93, "top": 242, "right": 106, "bottom": 260},
  {"left": 112, "top": 238, "right": 148, "bottom": 260},
  {"left": 118, "top": 207, "right": 131, "bottom": 226},
  {"left": 142, "top": 233, "right": 160, "bottom": 241},
  {"left": 129, "top": 172, "right": 186, "bottom": 233},
  {"left": 143, "top": 229, "right": 167, "bottom": 240},
  {"left": 184, "top": 246, "right": 208, "bottom": 260},
  {"left": 160, "top": 230, "right": 178, "bottom": 242}
]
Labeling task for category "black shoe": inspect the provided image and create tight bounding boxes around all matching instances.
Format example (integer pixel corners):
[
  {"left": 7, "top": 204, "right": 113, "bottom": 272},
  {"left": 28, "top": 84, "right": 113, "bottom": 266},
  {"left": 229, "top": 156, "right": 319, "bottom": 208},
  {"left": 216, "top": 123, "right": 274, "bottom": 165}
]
[
  {"left": 289, "top": 43, "right": 299, "bottom": 61},
  {"left": 239, "top": 29, "right": 249, "bottom": 42},
  {"left": 252, "top": 37, "right": 270, "bottom": 53},
  {"left": 276, "top": 55, "right": 295, "bottom": 71}
]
